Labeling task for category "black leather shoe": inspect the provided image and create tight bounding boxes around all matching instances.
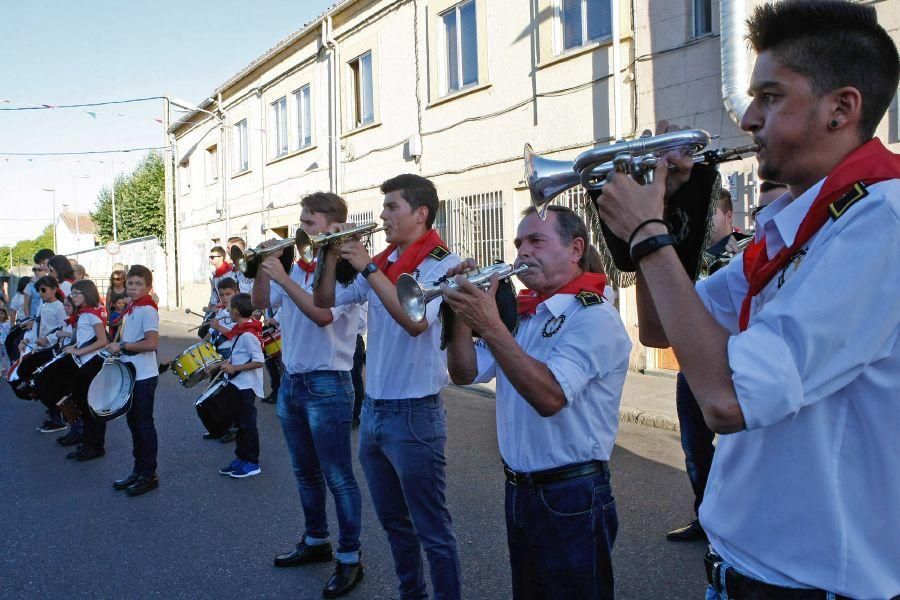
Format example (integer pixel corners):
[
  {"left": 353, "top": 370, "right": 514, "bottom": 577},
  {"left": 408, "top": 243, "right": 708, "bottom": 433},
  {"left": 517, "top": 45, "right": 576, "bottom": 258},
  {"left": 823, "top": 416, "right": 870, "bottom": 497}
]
[
  {"left": 666, "top": 519, "right": 707, "bottom": 542},
  {"left": 273, "top": 541, "right": 333, "bottom": 567},
  {"left": 260, "top": 393, "right": 277, "bottom": 404},
  {"left": 113, "top": 472, "right": 140, "bottom": 490},
  {"left": 75, "top": 447, "right": 105, "bottom": 462},
  {"left": 57, "top": 432, "right": 84, "bottom": 446},
  {"left": 66, "top": 446, "right": 84, "bottom": 459},
  {"left": 323, "top": 561, "right": 364, "bottom": 598},
  {"left": 202, "top": 432, "right": 222, "bottom": 440},
  {"left": 126, "top": 474, "right": 159, "bottom": 496}
]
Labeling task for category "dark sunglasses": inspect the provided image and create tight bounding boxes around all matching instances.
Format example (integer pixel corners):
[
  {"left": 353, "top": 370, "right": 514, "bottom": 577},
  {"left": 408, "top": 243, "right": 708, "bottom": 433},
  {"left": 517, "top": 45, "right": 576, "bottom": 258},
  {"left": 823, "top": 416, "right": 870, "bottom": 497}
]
[
  {"left": 209, "top": 255, "right": 222, "bottom": 259},
  {"left": 39, "top": 287, "right": 54, "bottom": 293}
]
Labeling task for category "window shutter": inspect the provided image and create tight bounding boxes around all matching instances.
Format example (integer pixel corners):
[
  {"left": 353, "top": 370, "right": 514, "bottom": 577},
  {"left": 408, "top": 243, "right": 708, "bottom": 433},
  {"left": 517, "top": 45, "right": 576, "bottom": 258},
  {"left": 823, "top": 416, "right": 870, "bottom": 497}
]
[
  {"left": 460, "top": 1, "right": 478, "bottom": 87},
  {"left": 586, "top": 0, "right": 612, "bottom": 41},
  {"left": 562, "top": 0, "right": 582, "bottom": 49},
  {"left": 360, "top": 53, "right": 374, "bottom": 125},
  {"left": 444, "top": 10, "right": 459, "bottom": 92}
]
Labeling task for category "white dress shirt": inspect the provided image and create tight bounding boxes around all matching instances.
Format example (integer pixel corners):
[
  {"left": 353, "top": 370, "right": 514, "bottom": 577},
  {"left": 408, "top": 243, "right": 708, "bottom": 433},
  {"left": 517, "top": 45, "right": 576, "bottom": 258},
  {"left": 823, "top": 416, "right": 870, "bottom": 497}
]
[
  {"left": 269, "top": 264, "right": 360, "bottom": 374},
  {"left": 473, "top": 291, "right": 631, "bottom": 472},
  {"left": 334, "top": 248, "right": 461, "bottom": 400},
  {"left": 212, "top": 306, "right": 235, "bottom": 352},
  {"left": 227, "top": 331, "right": 265, "bottom": 397},
  {"left": 118, "top": 304, "right": 160, "bottom": 381},
  {"left": 695, "top": 178, "right": 900, "bottom": 598}
]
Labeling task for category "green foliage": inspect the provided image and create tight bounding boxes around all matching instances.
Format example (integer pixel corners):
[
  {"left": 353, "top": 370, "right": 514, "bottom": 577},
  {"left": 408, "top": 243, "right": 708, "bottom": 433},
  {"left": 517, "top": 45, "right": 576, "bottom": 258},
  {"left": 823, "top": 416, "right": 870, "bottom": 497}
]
[
  {"left": 91, "top": 151, "right": 165, "bottom": 244},
  {"left": 0, "top": 225, "right": 55, "bottom": 268}
]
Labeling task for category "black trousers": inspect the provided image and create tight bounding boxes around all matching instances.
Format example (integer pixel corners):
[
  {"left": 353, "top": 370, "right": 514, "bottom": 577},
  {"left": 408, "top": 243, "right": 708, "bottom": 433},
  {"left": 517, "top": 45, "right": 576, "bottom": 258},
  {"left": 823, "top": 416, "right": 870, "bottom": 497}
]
[
  {"left": 72, "top": 356, "right": 106, "bottom": 451},
  {"left": 222, "top": 384, "right": 259, "bottom": 463},
  {"left": 350, "top": 335, "right": 366, "bottom": 421}
]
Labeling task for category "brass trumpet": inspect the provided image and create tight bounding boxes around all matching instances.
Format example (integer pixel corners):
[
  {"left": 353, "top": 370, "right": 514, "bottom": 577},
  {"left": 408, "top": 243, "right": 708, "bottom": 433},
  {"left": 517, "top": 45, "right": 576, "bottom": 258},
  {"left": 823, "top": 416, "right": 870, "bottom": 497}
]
[
  {"left": 231, "top": 231, "right": 302, "bottom": 278},
  {"left": 397, "top": 263, "right": 529, "bottom": 322},
  {"left": 295, "top": 222, "right": 386, "bottom": 263},
  {"left": 524, "top": 129, "right": 759, "bottom": 215}
]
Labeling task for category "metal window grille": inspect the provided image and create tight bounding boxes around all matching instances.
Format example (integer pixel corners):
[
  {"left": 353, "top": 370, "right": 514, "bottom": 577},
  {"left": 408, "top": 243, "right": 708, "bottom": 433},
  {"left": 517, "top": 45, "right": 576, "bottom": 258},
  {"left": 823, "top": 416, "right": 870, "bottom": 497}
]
[
  {"left": 435, "top": 191, "right": 504, "bottom": 265},
  {"left": 551, "top": 186, "right": 602, "bottom": 247}
]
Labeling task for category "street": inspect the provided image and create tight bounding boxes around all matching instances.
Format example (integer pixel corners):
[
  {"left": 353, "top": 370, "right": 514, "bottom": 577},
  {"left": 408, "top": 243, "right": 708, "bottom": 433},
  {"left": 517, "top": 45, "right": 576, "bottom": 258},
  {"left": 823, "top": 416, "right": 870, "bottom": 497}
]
[{"left": 0, "top": 321, "right": 707, "bottom": 599}]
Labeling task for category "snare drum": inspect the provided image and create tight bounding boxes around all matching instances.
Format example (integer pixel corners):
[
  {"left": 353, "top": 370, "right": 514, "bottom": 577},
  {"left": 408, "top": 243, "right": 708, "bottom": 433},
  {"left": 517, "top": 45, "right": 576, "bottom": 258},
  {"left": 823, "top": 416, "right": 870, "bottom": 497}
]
[
  {"left": 170, "top": 342, "right": 224, "bottom": 387},
  {"left": 6, "top": 348, "right": 54, "bottom": 400},
  {"left": 87, "top": 354, "right": 136, "bottom": 421},
  {"left": 262, "top": 330, "right": 282, "bottom": 360},
  {"left": 195, "top": 377, "right": 239, "bottom": 438}
]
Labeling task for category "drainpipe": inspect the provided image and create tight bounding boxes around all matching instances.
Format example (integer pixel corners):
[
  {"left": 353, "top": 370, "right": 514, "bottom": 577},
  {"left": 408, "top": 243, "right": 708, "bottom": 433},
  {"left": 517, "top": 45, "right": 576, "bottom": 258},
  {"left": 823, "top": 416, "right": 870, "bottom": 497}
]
[
  {"left": 324, "top": 16, "right": 341, "bottom": 194},
  {"left": 720, "top": 0, "right": 752, "bottom": 125},
  {"left": 611, "top": 0, "right": 623, "bottom": 141},
  {"left": 218, "top": 91, "right": 229, "bottom": 237}
]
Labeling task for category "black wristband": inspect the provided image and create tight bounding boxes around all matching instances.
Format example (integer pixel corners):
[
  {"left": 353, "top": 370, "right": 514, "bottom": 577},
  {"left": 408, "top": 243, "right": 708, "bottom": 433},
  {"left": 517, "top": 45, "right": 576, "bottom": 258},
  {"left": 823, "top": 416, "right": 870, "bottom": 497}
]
[
  {"left": 630, "top": 234, "right": 674, "bottom": 264},
  {"left": 627, "top": 219, "right": 669, "bottom": 249}
]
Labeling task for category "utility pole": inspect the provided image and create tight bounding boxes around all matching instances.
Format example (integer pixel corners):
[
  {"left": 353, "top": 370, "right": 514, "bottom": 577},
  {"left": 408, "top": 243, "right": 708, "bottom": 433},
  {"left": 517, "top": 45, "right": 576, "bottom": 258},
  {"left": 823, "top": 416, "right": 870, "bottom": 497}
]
[{"left": 110, "top": 160, "right": 118, "bottom": 241}]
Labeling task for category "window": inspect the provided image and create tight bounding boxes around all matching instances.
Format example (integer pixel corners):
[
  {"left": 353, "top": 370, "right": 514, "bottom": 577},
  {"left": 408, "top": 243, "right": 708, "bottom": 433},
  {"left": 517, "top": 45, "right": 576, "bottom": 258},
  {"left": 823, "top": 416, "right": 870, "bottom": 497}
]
[
  {"left": 234, "top": 119, "right": 249, "bottom": 173},
  {"left": 205, "top": 145, "right": 218, "bottom": 183},
  {"left": 435, "top": 191, "right": 504, "bottom": 266},
  {"left": 441, "top": 1, "right": 478, "bottom": 95},
  {"left": 349, "top": 52, "right": 375, "bottom": 128},
  {"left": 294, "top": 85, "right": 312, "bottom": 150},
  {"left": 271, "top": 96, "right": 288, "bottom": 158},
  {"left": 560, "top": 0, "right": 611, "bottom": 51},
  {"left": 180, "top": 160, "right": 191, "bottom": 194},
  {"left": 693, "top": 0, "right": 712, "bottom": 37}
]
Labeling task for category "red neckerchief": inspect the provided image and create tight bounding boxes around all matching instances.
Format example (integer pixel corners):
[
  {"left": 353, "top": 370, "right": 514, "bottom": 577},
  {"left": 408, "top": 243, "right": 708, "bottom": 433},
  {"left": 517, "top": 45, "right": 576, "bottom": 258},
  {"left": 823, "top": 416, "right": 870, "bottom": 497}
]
[
  {"left": 123, "top": 294, "right": 158, "bottom": 317},
  {"left": 517, "top": 272, "right": 607, "bottom": 316},
  {"left": 372, "top": 229, "right": 449, "bottom": 284},
  {"left": 73, "top": 305, "right": 108, "bottom": 328},
  {"left": 297, "top": 258, "right": 316, "bottom": 283},
  {"left": 739, "top": 138, "right": 900, "bottom": 331},
  {"left": 64, "top": 277, "right": 75, "bottom": 284},
  {"left": 223, "top": 318, "right": 263, "bottom": 342},
  {"left": 213, "top": 263, "right": 233, "bottom": 278}
]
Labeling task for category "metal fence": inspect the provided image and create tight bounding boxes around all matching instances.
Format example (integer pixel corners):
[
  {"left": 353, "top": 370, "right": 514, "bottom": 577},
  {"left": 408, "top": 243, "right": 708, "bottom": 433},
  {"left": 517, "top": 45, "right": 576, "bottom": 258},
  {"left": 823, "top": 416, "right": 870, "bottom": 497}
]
[{"left": 435, "top": 190, "right": 505, "bottom": 264}]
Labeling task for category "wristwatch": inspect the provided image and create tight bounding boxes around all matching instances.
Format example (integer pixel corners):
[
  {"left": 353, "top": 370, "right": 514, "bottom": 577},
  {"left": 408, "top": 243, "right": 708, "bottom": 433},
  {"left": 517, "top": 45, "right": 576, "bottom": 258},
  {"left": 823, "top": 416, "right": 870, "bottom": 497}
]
[
  {"left": 120, "top": 342, "right": 128, "bottom": 353},
  {"left": 361, "top": 262, "right": 379, "bottom": 279}
]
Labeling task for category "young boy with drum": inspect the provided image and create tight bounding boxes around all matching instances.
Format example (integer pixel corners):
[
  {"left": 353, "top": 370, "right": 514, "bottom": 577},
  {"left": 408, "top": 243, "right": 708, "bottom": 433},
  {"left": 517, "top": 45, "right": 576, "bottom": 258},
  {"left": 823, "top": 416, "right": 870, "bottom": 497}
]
[
  {"left": 216, "top": 292, "right": 265, "bottom": 479},
  {"left": 106, "top": 265, "right": 161, "bottom": 497},
  {"left": 26, "top": 276, "right": 69, "bottom": 433},
  {"left": 207, "top": 277, "right": 237, "bottom": 357}
]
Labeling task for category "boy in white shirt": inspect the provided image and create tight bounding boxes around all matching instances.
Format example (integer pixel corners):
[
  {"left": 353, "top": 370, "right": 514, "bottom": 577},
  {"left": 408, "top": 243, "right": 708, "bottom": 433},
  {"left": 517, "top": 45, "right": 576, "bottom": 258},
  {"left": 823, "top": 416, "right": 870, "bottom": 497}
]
[{"left": 26, "top": 276, "right": 69, "bottom": 433}]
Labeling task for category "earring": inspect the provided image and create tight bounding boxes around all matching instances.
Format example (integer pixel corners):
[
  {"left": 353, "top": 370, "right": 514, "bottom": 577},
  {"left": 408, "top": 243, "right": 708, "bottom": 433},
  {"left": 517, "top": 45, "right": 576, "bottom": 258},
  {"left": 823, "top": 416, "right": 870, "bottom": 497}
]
[{"left": 830, "top": 120, "right": 838, "bottom": 128}]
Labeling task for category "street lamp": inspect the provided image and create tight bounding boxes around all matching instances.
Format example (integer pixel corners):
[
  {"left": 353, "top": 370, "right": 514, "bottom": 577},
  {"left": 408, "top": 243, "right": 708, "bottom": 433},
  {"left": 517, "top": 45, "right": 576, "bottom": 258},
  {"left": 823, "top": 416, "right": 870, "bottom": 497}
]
[{"left": 41, "top": 187, "right": 57, "bottom": 253}]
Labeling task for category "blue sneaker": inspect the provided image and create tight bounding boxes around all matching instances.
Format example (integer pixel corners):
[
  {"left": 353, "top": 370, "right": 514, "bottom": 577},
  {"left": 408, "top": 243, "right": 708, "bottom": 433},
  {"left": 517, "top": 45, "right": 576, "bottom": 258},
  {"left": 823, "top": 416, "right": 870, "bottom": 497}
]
[
  {"left": 230, "top": 461, "right": 261, "bottom": 478},
  {"left": 219, "top": 459, "right": 243, "bottom": 476}
]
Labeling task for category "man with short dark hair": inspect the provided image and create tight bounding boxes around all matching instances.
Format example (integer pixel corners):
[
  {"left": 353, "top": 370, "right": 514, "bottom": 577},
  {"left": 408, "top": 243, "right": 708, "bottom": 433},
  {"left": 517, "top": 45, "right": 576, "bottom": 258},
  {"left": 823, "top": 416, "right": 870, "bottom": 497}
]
[
  {"left": 23, "top": 249, "right": 54, "bottom": 318},
  {"left": 444, "top": 205, "right": 630, "bottom": 599},
  {"left": 598, "top": 1, "right": 900, "bottom": 597},
  {"left": 315, "top": 174, "right": 464, "bottom": 600}
]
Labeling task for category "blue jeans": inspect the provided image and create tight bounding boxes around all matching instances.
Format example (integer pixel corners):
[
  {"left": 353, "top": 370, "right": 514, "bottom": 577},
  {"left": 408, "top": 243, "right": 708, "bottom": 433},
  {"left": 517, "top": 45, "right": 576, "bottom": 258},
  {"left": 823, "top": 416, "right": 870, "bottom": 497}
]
[
  {"left": 359, "top": 394, "right": 461, "bottom": 600},
  {"left": 277, "top": 370, "right": 361, "bottom": 562},
  {"left": 127, "top": 377, "right": 158, "bottom": 476},
  {"left": 676, "top": 372, "right": 715, "bottom": 515},
  {"left": 506, "top": 467, "right": 618, "bottom": 600}
]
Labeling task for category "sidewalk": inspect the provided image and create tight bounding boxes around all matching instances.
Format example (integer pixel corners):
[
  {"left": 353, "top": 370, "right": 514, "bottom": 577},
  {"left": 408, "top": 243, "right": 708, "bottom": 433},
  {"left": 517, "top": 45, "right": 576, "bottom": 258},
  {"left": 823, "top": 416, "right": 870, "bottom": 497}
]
[{"left": 160, "top": 308, "right": 680, "bottom": 432}]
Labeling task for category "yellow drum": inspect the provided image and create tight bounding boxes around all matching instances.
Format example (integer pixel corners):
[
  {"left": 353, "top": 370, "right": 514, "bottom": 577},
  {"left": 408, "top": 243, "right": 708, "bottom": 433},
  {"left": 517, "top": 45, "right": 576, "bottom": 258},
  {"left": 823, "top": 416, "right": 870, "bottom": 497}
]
[
  {"left": 170, "top": 342, "right": 223, "bottom": 388},
  {"left": 262, "top": 330, "right": 282, "bottom": 360}
]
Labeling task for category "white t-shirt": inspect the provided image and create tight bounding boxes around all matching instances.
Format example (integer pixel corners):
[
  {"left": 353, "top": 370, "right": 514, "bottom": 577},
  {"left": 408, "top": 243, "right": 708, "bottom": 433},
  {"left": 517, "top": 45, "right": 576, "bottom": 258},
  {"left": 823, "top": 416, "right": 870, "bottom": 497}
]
[
  {"left": 334, "top": 247, "right": 461, "bottom": 400},
  {"left": 74, "top": 312, "right": 104, "bottom": 363},
  {"left": 23, "top": 282, "right": 42, "bottom": 318},
  {"left": 227, "top": 331, "right": 265, "bottom": 397},
  {"left": 27, "top": 300, "right": 66, "bottom": 348},
  {"left": 694, "top": 178, "right": 900, "bottom": 598},
  {"left": 9, "top": 293, "right": 25, "bottom": 319},
  {"left": 212, "top": 306, "right": 235, "bottom": 351},
  {"left": 118, "top": 304, "right": 160, "bottom": 381},
  {"left": 474, "top": 290, "right": 631, "bottom": 472},
  {"left": 269, "top": 264, "right": 361, "bottom": 374},
  {"left": 59, "top": 280, "right": 72, "bottom": 297}
]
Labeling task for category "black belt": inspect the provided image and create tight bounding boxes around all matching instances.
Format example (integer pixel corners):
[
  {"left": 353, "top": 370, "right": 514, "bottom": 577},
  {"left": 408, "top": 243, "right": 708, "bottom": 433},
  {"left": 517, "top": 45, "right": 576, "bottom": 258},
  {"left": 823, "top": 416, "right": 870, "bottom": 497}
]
[
  {"left": 503, "top": 460, "right": 608, "bottom": 487},
  {"left": 704, "top": 551, "right": 851, "bottom": 600}
]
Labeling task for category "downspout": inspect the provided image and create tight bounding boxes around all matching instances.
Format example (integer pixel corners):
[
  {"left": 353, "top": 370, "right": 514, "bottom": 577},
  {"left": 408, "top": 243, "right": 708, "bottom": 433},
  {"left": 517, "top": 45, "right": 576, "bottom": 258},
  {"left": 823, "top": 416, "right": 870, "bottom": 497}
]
[
  {"left": 720, "top": 0, "right": 752, "bottom": 125},
  {"left": 218, "top": 91, "right": 229, "bottom": 237},
  {"left": 611, "top": 0, "right": 623, "bottom": 141},
  {"left": 323, "top": 16, "right": 341, "bottom": 194}
]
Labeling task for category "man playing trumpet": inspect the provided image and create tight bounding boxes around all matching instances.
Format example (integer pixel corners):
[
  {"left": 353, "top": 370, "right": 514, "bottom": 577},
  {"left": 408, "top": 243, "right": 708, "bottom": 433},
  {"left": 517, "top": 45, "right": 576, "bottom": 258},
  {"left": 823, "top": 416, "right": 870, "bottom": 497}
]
[{"left": 442, "top": 205, "right": 631, "bottom": 600}]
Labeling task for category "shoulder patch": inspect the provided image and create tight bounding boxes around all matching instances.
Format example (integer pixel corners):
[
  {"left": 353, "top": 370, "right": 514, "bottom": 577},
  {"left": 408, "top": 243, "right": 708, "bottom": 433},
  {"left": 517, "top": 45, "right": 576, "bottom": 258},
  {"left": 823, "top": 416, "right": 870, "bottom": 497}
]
[
  {"left": 429, "top": 245, "right": 451, "bottom": 261},
  {"left": 829, "top": 182, "right": 868, "bottom": 220},
  {"left": 576, "top": 291, "right": 604, "bottom": 306}
]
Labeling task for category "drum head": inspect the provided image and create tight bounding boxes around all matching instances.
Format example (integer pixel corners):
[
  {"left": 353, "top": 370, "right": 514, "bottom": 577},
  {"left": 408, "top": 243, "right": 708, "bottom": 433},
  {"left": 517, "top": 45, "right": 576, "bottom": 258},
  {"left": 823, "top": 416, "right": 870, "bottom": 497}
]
[{"left": 88, "top": 359, "right": 136, "bottom": 421}]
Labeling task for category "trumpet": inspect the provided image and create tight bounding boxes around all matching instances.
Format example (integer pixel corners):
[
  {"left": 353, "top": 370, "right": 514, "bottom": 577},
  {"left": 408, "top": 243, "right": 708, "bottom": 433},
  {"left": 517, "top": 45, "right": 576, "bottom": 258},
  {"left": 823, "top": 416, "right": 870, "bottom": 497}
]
[
  {"left": 524, "top": 129, "right": 759, "bottom": 215},
  {"left": 231, "top": 231, "right": 302, "bottom": 278},
  {"left": 397, "top": 263, "right": 529, "bottom": 322},
  {"left": 296, "top": 222, "right": 386, "bottom": 263}
]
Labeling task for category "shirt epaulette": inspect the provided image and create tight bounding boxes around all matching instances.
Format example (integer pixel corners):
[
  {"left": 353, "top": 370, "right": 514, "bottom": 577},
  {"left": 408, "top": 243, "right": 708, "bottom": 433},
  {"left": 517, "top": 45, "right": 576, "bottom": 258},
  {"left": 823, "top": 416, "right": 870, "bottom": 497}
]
[
  {"left": 576, "top": 291, "right": 604, "bottom": 306},
  {"left": 429, "top": 245, "right": 451, "bottom": 261},
  {"left": 829, "top": 181, "right": 868, "bottom": 220}
]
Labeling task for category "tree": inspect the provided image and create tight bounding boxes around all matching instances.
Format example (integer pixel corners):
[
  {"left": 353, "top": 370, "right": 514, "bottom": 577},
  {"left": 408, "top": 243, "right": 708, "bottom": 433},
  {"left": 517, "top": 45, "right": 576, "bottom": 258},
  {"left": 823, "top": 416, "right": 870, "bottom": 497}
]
[
  {"left": 91, "top": 151, "right": 165, "bottom": 244},
  {"left": 0, "top": 225, "right": 55, "bottom": 268}
]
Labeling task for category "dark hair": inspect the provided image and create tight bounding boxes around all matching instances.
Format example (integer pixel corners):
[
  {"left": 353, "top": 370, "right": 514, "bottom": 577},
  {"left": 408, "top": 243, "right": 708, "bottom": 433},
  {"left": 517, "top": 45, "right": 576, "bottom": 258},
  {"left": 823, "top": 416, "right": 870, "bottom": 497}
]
[
  {"left": 72, "top": 279, "right": 101, "bottom": 308},
  {"left": 127, "top": 265, "right": 153, "bottom": 287},
  {"left": 48, "top": 255, "right": 75, "bottom": 281},
  {"left": 759, "top": 180, "right": 787, "bottom": 193},
  {"left": 16, "top": 276, "right": 32, "bottom": 294},
  {"left": 521, "top": 205, "right": 599, "bottom": 272},
  {"left": 300, "top": 192, "right": 349, "bottom": 224},
  {"left": 35, "top": 275, "right": 59, "bottom": 291},
  {"left": 33, "top": 249, "right": 54, "bottom": 264},
  {"left": 210, "top": 246, "right": 226, "bottom": 257},
  {"left": 227, "top": 237, "right": 246, "bottom": 251},
  {"left": 230, "top": 293, "right": 254, "bottom": 318},
  {"left": 717, "top": 188, "right": 733, "bottom": 214},
  {"left": 747, "top": 0, "right": 900, "bottom": 139},
  {"left": 216, "top": 276, "right": 238, "bottom": 291},
  {"left": 380, "top": 174, "right": 440, "bottom": 228},
  {"left": 0, "top": 307, "right": 8, "bottom": 319}
]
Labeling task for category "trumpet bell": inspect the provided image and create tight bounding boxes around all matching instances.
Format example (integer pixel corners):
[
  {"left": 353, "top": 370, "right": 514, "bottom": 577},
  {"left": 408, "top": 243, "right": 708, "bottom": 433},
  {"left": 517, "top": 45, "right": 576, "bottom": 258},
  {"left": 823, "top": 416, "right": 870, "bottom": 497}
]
[
  {"left": 231, "top": 231, "right": 301, "bottom": 278},
  {"left": 524, "top": 144, "right": 583, "bottom": 218},
  {"left": 396, "top": 273, "right": 435, "bottom": 323}
]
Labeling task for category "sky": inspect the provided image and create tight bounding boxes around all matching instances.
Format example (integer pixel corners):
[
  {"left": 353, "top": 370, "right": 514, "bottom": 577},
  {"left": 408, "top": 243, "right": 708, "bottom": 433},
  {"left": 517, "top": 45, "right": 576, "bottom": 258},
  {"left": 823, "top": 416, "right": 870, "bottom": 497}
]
[{"left": 0, "top": 0, "right": 335, "bottom": 247}]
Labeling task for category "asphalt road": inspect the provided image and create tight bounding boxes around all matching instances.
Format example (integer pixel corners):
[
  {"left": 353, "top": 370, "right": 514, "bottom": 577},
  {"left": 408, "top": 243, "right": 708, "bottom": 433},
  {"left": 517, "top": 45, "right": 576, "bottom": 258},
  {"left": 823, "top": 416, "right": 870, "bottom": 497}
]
[{"left": 0, "top": 323, "right": 707, "bottom": 599}]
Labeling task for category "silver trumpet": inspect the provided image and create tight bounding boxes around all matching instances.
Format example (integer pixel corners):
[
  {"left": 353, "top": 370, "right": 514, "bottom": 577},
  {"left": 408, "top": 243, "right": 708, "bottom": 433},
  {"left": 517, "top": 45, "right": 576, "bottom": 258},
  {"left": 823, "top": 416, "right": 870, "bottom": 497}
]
[
  {"left": 296, "top": 222, "right": 386, "bottom": 263},
  {"left": 397, "top": 263, "right": 529, "bottom": 322},
  {"left": 231, "top": 231, "right": 303, "bottom": 277},
  {"left": 524, "top": 129, "right": 759, "bottom": 215}
]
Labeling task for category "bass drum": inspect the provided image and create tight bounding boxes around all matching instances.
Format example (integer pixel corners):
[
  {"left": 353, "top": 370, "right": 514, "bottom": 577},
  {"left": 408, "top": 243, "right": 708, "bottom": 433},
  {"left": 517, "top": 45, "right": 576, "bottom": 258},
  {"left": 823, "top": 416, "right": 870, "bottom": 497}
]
[
  {"left": 87, "top": 356, "right": 136, "bottom": 421},
  {"left": 195, "top": 378, "right": 238, "bottom": 438},
  {"left": 6, "top": 348, "right": 54, "bottom": 400}
]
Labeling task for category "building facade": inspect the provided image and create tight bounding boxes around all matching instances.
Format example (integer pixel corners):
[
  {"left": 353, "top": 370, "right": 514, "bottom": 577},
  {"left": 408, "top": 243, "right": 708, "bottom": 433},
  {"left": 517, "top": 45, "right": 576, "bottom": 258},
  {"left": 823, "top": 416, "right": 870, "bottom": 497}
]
[
  {"left": 56, "top": 211, "right": 98, "bottom": 256},
  {"left": 167, "top": 0, "right": 899, "bottom": 370}
]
